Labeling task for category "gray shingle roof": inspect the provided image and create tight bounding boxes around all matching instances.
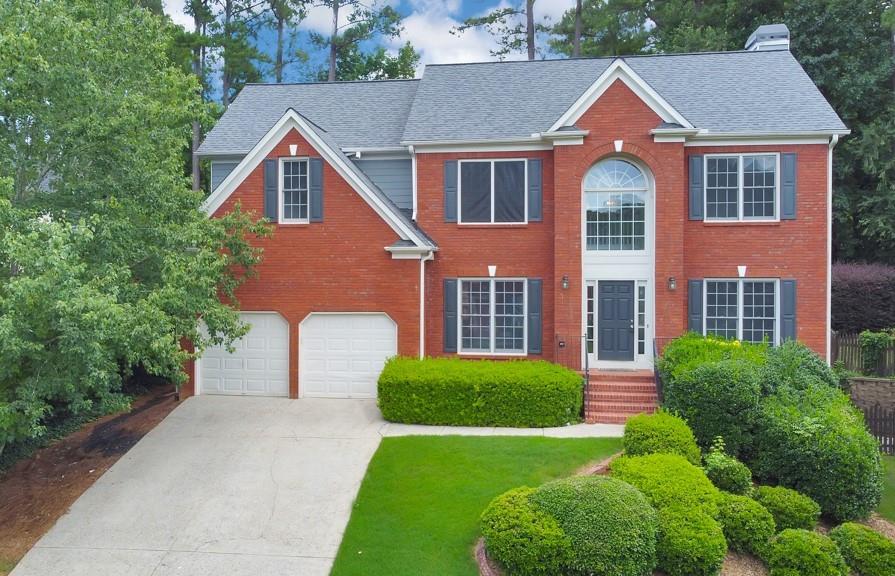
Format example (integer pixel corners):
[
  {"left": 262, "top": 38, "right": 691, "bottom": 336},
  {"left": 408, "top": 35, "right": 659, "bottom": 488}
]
[{"left": 197, "top": 79, "right": 419, "bottom": 155}]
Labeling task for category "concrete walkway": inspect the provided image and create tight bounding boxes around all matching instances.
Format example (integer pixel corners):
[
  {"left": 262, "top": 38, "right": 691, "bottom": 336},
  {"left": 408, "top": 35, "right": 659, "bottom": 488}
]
[{"left": 12, "top": 396, "right": 622, "bottom": 576}]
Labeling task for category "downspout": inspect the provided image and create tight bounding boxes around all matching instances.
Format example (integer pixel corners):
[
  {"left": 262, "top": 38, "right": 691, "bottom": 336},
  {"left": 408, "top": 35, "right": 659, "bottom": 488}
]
[
  {"left": 827, "top": 134, "right": 839, "bottom": 364},
  {"left": 419, "top": 251, "right": 434, "bottom": 358},
  {"left": 410, "top": 145, "right": 418, "bottom": 221}
]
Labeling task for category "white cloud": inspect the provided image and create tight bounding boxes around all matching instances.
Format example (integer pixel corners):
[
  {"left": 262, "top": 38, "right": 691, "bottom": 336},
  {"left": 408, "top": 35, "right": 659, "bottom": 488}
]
[
  {"left": 535, "top": 0, "right": 575, "bottom": 24},
  {"left": 163, "top": 0, "right": 193, "bottom": 31}
]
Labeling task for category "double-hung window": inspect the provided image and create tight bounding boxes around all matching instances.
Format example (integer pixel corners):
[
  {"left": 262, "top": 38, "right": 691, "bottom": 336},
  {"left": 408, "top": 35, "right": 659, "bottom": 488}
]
[
  {"left": 280, "top": 158, "right": 309, "bottom": 223},
  {"left": 458, "top": 160, "right": 527, "bottom": 224},
  {"left": 704, "top": 279, "right": 778, "bottom": 344},
  {"left": 705, "top": 154, "right": 779, "bottom": 221},
  {"left": 459, "top": 278, "right": 526, "bottom": 354}
]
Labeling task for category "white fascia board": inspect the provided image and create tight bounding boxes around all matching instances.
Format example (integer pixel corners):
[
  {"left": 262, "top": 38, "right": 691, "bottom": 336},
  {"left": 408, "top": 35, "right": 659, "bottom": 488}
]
[
  {"left": 201, "top": 109, "right": 430, "bottom": 248},
  {"left": 408, "top": 141, "right": 554, "bottom": 153},
  {"left": 683, "top": 130, "right": 851, "bottom": 147},
  {"left": 385, "top": 245, "right": 437, "bottom": 260},
  {"left": 548, "top": 59, "right": 693, "bottom": 132}
]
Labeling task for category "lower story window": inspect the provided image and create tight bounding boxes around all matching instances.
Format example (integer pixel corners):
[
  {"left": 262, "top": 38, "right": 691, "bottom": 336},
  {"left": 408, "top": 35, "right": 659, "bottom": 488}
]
[
  {"left": 704, "top": 279, "right": 777, "bottom": 344},
  {"left": 460, "top": 278, "right": 526, "bottom": 354}
]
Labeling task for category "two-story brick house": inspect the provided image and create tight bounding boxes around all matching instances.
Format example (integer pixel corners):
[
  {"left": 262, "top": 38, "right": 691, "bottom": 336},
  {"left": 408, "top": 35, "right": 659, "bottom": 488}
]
[{"left": 188, "top": 25, "right": 847, "bottom": 422}]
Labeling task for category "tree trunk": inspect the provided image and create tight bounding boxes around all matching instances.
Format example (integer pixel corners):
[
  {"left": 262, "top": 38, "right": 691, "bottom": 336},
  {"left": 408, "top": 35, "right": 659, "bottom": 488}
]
[
  {"left": 222, "top": 0, "right": 232, "bottom": 108},
  {"left": 328, "top": 0, "right": 339, "bottom": 81},
  {"left": 526, "top": 0, "right": 535, "bottom": 60},
  {"left": 276, "top": 14, "right": 284, "bottom": 83},
  {"left": 191, "top": 9, "right": 202, "bottom": 191},
  {"left": 573, "top": 0, "right": 582, "bottom": 58}
]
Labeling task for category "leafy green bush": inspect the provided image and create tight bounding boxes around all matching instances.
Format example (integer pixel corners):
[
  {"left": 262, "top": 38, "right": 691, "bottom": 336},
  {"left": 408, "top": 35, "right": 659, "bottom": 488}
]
[
  {"left": 704, "top": 437, "right": 753, "bottom": 494},
  {"left": 656, "top": 506, "right": 727, "bottom": 576},
  {"left": 767, "top": 529, "right": 848, "bottom": 576},
  {"left": 717, "top": 492, "right": 776, "bottom": 558},
  {"left": 623, "top": 410, "right": 700, "bottom": 464},
  {"left": 751, "top": 486, "right": 820, "bottom": 531},
  {"left": 829, "top": 522, "right": 895, "bottom": 576},
  {"left": 530, "top": 476, "right": 658, "bottom": 576},
  {"left": 761, "top": 340, "right": 839, "bottom": 393},
  {"left": 377, "top": 357, "right": 583, "bottom": 427},
  {"left": 664, "top": 358, "right": 762, "bottom": 456},
  {"left": 657, "top": 333, "right": 767, "bottom": 386},
  {"left": 480, "top": 487, "right": 572, "bottom": 576},
  {"left": 859, "top": 330, "right": 895, "bottom": 375},
  {"left": 753, "top": 383, "right": 882, "bottom": 521},
  {"left": 610, "top": 453, "right": 721, "bottom": 517}
]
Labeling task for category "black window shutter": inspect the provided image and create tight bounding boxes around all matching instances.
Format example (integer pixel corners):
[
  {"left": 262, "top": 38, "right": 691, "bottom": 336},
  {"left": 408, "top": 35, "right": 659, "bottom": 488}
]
[
  {"left": 527, "top": 159, "right": 542, "bottom": 222},
  {"left": 527, "top": 278, "right": 542, "bottom": 354},
  {"left": 263, "top": 158, "right": 278, "bottom": 222},
  {"left": 688, "top": 279, "right": 704, "bottom": 333},
  {"left": 444, "top": 161, "right": 458, "bottom": 222},
  {"left": 309, "top": 157, "right": 323, "bottom": 222},
  {"left": 781, "top": 279, "right": 797, "bottom": 341},
  {"left": 689, "top": 155, "right": 704, "bottom": 221},
  {"left": 443, "top": 279, "right": 458, "bottom": 352},
  {"left": 781, "top": 153, "right": 797, "bottom": 220}
]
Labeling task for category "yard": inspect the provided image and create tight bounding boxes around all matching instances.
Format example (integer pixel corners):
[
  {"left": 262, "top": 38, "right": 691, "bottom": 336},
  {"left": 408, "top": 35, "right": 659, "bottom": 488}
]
[
  {"left": 331, "top": 435, "right": 623, "bottom": 576},
  {"left": 881, "top": 455, "right": 895, "bottom": 522}
]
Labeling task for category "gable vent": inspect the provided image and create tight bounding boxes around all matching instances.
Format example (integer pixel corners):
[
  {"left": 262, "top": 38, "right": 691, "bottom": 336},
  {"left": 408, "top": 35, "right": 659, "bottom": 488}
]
[{"left": 745, "top": 23, "right": 790, "bottom": 51}]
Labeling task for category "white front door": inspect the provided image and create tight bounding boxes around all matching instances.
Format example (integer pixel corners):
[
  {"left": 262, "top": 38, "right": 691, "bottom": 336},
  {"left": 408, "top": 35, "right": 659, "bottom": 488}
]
[{"left": 299, "top": 313, "right": 397, "bottom": 398}]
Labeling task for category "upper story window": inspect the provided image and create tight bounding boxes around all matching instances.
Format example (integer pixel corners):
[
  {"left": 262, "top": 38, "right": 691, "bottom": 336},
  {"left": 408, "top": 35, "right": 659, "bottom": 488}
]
[
  {"left": 584, "top": 159, "right": 648, "bottom": 251},
  {"left": 705, "top": 154, "right": 778, "bottom": 221},
  {"left": 459, "top": 160, "right": 527, "bottom": 224},
  {"left": 280, "top": 158, "right": 309, "bottom": 223}
]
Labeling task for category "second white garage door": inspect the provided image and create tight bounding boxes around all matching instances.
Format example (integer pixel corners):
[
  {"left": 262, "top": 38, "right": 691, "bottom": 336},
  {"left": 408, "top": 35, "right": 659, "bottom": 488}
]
[{"left": 299, "top": 313, "right": 397, "bottom": 398}]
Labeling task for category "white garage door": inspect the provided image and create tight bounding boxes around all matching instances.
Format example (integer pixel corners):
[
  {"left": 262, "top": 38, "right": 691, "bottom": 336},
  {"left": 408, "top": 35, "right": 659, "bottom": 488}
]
[
  {"left": 300, "top": 313, "right": 397, "bottom": 398},
  {"left": 200, "top": 313, "right": 289, "bottom": 396}
]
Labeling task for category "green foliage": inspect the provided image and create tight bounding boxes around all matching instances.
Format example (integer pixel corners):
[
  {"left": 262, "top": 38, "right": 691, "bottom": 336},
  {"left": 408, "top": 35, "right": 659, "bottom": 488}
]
[
  {"left": 761, "top": 340, "right": 839, "bottom": 393},
  {"left": 530, "top": 476, "right": 658, "bottom": 576},
  {"left": 767, "top": 529, "right": 848, "bottom": 576},
  {"left": 377, "top": 357, "right": 583, "bottom": 427},
  {"left": 656, "top": 506, "right": 727, "bottom": 576},
  {"left": 326, "top": 41, "right": 420, "bottom": 81},
  {"left": 716, "top": 492, "right": 776, "bottom": 558},
  {"left": 859, "top": 330, "right": 895, "bottom": 375},
  {"left": 450, "top": 2, "right": 548, "bottom": 60},
  {"left": 704, "top": 437, "right": 753, "bottom": 495},
  {"left": 753, "top": 383, "right": 883, "bottom": 522},
  {"left": 657, "top": 333, "right": 767, "bottom": 386},
  {"left": 829, "top": 522, "right": 895, "bottom": 576},
  {"left": 610, "top": 453, "right": 721, "bottom": 517},
  {"left": 751, "top": 486, "right": 820, "bottom": 532},
  {"left": 550, "top": 0, "right": 650, "bottom": 57},
  {"left": 623, "top": 410, "right": 700, "bottom": 465},
  {"left": 480, "top": 487, "right": 572, "bottom": 576}
]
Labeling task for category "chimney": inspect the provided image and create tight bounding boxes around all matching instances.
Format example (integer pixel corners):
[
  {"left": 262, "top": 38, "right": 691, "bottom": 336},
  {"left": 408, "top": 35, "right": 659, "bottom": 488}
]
[{"left": 745, "top": 24, "right": 790, "bottom": 51}]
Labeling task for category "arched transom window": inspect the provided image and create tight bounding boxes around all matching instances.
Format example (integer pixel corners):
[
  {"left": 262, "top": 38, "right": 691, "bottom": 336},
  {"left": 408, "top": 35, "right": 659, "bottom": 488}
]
[{"left": 584, "top": 159, "right": 648, "bottom": 251}]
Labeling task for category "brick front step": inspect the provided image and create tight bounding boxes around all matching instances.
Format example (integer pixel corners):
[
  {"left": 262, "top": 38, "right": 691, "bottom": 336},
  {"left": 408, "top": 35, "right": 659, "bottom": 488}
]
[
  {"left": 584, "top": 370, "right": 659, "bottom": 424},
  {"left": 586, "top": 401, "right": 658, "bottom": 413},
  {"left": 587, "top": 391, "right": 658, "bottom": 403},
  {"left": 588, "top": 382, "right": 659, "bottom": 394},
  {"left": 587, "top": 370, "right": 656, "bottom": 383}
]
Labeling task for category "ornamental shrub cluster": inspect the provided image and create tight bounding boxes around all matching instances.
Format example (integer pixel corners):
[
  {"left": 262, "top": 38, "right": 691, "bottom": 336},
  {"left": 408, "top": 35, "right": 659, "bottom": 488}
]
[
  {"left": 766, "top": 529, "right": 848, "bottom": 576},
  {"left": 829, "top": 522, "right": 895, "bottom": 576},
  {"left": 751, "top": 485, "right": 821, "bottom": 532},
  {"left": 656, "top": 506, "right": 727, "bottom": 576},
  {"left": 716, "top": 492, "right": 776, "bottom": 558},
  {"left": 377, "top": 357, "right": 582, "bottom": 427},
  {"left": 703, "top": 437, "right": 753, "bottom": 494},
  {"left": 831, "top": 263, "right": 895, "bottom": 333},
  {"left": 622, "top": 411, "right": 700, "bottom": 464}
]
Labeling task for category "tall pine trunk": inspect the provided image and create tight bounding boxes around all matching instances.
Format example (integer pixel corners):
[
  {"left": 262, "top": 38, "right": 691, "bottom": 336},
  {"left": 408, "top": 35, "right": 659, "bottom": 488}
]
[
  {"left": 526, "top": 0, "right": 535, "bottom": 60},
  {"left": 222, "top": 0, "right": 232, "bottom": 108},
  {"left": 191, "top": 8, "right": 202, "bottom": 191},
  {"left": 328, "top": 0, "right": 339, "bottom": 81},
  {"left": 573, "top": 0, "right": 582, "bottom": 58},
  {"left": 276, "top": 15, "right": 284, "bottom": 83}
]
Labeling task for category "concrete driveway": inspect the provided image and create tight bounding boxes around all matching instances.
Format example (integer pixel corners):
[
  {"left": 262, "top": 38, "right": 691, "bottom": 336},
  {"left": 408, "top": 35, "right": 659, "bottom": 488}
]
[{"left": 11, "top": 396, "right": 385, "bottom": 576}]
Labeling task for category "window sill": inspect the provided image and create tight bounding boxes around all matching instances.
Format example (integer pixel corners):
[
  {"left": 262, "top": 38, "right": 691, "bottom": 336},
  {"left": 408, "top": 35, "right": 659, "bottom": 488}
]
[
  {"left": 701, "top": 220, "right": 780, "bottom": 227},
  {"left": 457, "top": 352, "right": 528, "bottom": 359},
  {"left": 455, "top": 223, "right": 532, "bottom": 229},
  {"left": 277, "top": 221, "right": 311, "bottom": 226}
]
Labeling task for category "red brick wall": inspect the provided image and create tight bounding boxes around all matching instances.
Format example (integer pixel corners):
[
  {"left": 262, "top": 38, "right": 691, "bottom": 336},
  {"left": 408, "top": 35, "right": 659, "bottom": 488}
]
[{"left": 185, "top": 127, "right": 420, "bottom": 397}]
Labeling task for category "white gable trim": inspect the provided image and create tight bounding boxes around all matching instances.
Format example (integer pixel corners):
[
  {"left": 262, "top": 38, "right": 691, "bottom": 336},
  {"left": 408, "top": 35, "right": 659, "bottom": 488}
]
[
  {"left": 201, "top": 109, "right": 430, "bottom": 248},
  {"left": 548, "top": 59, "right": 693, "bottom": 132}
]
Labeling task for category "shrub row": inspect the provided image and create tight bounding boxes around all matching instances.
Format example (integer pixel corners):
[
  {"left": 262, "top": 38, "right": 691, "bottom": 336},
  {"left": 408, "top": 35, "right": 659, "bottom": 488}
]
[{"left": 377, "top": 357, "right": 582, "bottom": 427}]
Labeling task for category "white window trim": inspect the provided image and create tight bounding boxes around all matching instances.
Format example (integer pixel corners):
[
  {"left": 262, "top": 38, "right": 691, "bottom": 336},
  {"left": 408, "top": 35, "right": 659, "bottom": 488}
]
[
  {"left": 703, "top": 278, "right": 780, "bottom": 345},
  {"left": 457, "top": 159, "right": 528, "bottom": 225},
  {"left": 458, "top": 277, "right": 528, "bottom": 356},
  {"left": 704, "top": 153, "right": 781, "bottom": 223},
  {"left": 278, "top": 156, "right": 310, "bottom": 225}
]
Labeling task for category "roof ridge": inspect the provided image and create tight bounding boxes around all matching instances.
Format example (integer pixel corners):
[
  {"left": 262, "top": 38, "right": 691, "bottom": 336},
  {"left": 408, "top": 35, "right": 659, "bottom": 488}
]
[
  {"left": 423, "top": 49, "right": 782, "bottom": 68},
  {"left": 243, "top": 78, "right": 420, "bottom": 87}
]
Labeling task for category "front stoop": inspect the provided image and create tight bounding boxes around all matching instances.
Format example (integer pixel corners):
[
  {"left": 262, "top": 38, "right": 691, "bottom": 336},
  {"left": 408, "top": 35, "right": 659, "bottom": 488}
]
[{"left": 585, "top": 370, "right": 659, "bottom": 424}]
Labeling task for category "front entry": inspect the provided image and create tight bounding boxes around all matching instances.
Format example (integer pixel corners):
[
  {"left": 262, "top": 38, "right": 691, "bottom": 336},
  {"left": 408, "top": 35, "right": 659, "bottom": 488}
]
[{"left": 597, "top": 281, "right": 635, "bottom": 361}]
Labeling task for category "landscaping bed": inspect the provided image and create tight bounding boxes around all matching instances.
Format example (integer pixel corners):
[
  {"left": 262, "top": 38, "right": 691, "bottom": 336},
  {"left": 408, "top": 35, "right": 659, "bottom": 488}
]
[{"left": 0, "top": 382, "right": 177, "bottom": 575}]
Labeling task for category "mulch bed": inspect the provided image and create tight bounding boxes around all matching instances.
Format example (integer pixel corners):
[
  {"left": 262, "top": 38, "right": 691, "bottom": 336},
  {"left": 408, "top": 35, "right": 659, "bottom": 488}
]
[{"left": 0, "top": 383, "right": 178, "bottom": 571}]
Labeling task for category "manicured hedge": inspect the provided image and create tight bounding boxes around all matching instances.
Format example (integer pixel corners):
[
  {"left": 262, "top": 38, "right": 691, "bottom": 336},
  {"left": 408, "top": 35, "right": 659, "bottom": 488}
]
[
  {"left": 767, "top": 529, "right": 848, "bottom": 576},
  {"left": 751, "top": 486, "right": 820, "bottom": 532},
  {"left": 610, "top": 453, "right": 721, "bottom": 517},
  {"left": 832, "top": 263, "right": 895, "bottom": 333},
  {"left": 623, "top": 410, "right": 701, "bottom": 465},
  {"left": 530, "top": 476, "right": 658, "bottom": 576},
  {"left": 829, "top": 522, "right": 895, "bottom": 576},
  {"left": 656, "top": 506, "right": 727, "bottom": 576},
  {"left": 377, "top": 357, "right": 582, "bottom": 427},
  {"left": 717, "top": 492, "right": 776, "bottom": 558}
]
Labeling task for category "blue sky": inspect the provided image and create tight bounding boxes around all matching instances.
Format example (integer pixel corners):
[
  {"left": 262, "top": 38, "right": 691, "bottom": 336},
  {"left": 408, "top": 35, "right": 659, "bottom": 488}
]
[{"left": 164, "top": 0, "right": 577, "bottom": 82}]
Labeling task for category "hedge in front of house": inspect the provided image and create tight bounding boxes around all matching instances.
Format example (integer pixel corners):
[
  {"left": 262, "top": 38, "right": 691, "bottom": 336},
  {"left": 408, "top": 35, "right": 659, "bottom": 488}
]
[{"left": 377, "top": 357, "right": 583, "bottom": 427}]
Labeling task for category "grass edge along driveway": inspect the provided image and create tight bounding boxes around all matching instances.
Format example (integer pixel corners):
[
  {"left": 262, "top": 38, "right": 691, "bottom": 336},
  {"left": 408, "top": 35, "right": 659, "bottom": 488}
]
[{"left": 331, "top": 435, "right": 623, "bottom": 576}]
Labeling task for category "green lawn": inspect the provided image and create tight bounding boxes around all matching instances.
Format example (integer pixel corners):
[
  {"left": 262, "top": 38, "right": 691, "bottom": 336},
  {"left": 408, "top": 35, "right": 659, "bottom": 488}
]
[
  {"left": 331, "top": 435, "right": 623, "bottom": 576},
  {"left": 880, "top": 455, "right": 895, "bottom": 522}
]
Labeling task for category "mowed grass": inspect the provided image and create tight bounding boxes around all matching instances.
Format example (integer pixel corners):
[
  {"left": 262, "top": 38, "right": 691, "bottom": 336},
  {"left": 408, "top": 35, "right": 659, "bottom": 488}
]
[
  {"left": 331, "top": 435, "right": 623, "bottom": 576},
  {"left": 880, "top": 455, "right": 895, "bottom": 522}
]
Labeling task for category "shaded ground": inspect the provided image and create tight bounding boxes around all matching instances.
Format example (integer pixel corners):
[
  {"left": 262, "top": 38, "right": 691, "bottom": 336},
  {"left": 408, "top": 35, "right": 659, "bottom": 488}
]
[{"left": 0, "top": 383, "right": 177, "bottom": 574}]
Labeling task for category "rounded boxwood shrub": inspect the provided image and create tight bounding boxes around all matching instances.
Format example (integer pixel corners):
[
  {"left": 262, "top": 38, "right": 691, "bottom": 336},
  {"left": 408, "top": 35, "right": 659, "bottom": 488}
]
[
  {"left": 480, "top": 487, "right": 572, "bottom": 576},
  {"left": 767, "top": 529, "right": 848, "bottom": 576},
  {"left": 717, "top": 492, "right": 776, "bottom": 558},
  {"left": 829, "top": 522, "right": 895, "bottom": 576},
  {"left": 656, "top": 506, "right": 727, "bottom": 576},
  {"left": 752, "top": 486, "right": 820, "bottom": 531},
  {"left": 610, "top": 453, "right": 721, "bottom": 517},
  {"left": 704, "top": 437, "right": 753, "bottom": 494},
  {"left": 530, "top": 476, "right": 658, "bottom": 576},
  {"left": 623, "top": 410, "right": 700, "bottom": 464},
  {"left": 377, "top": 357, "right": 582, "bottom": 427},
  {"left": 663, "top": 358, "right": 762, "bottom": 456}
]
